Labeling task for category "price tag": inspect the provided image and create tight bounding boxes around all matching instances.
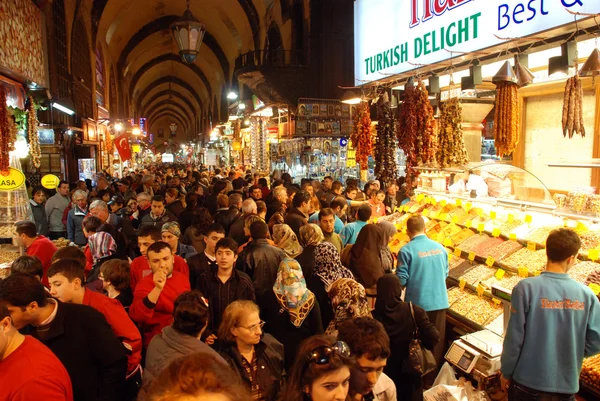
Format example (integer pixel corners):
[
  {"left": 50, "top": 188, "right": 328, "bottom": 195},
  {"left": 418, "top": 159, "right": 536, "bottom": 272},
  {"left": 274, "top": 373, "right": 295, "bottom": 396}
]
[
  {"left": 577, "top": 221, "right": 587, "bottom": 232},
  {"left": 492, "top": 228, "right": 501, "bottom": 238},
  {"left": 589, "top": 249, "right": 599, "bottom": 262},
  {"left": 431, "top": 198, "right": 437, "bottom": 206},
  {"left": 452, "top": 215, "right": 459, "bottom": 224},
  {"left": 476, "top": 209, "right": 484, "bottom": 217},
  {"left": 448, "top": 252, "right": 452, "bottom": 263},
  {"left": 431, "top": 233, "right": 439, "bottom": 242},
  {"left": 477, "top": 223, "right": 485, "bottom": 233},
  {"left": 440, "top": 199, "right": 447, "bottom": 207},
  {"left": 495, "top": 268, "right": 505, "bottom": 279},
  {"left": 454, "top": 248, "right": 462, "bottom": 257},
  {"left": 464, "top": 202, "right": 472, "bottom": 211},
  {"left": 465, "top": 220, "right": 473, "bottom": 229},
  {"left": 486, "top": 257, "right": 495, "bottom": 267},
  {"left": 533, "top": 270, "right": 541, "bottom": 276},
  {"left": 527, "top": 242, "right": 536, "bottom": 251},
  {"left": 422, "top": 209, "right": 430, "bottom": 217},
  {"left": 508, "top": 213, "right": 515, "bottom": 223},
  {"left": 493, "top": 298, "right": 502, "bottom": 305},
  {"left": 476, "top": 283, "right": 485, "bottom": 297},
  {"left": 455, "top": 199, "right": 462, "bottom": 207},
  {"left": 589, "top": 283, "right": 600, "bottom": 295},
  {"left": 490, "top": 210, "right": 497, "bottom": 220},
  {"left": 416, "top": 193, "right": 425, "bottom": 202},
  {"left": 468, "top": 252, "right": 476, "bottom": 262},
  {"left": 373, "top": 217, "right": 379, "bottom": 223},
  {"left": 395, "top": 223, "right": 403, "bottom": 231},
  {"left": 525, "top": 214, "right": 533, "bottom": 224},
  {"left": 431, "top": 210, "right": 440, "bottom": 219},
  {"left": 394, "top": 207, "right": 402, "bottom": 213},
  {"left": 509, "top": 233, "right": 517, "bottom": 241},
  {"left": 404, "top": 205, "right": 411, "bottom": 212},
  {"left": 518, "top": 267, "right": 529, "bottom": 278},
  {"left": 439, "top": 213, "right": 448, "bottom": 221},
  {"left": 401, "top": 226, "right": 407, "bottom": 234},
  {"left": 443, "top": 238, "right": 453, "bottom": 247},
  {"left": 459, "top": 279, "right": 467, "bottom": 290}
]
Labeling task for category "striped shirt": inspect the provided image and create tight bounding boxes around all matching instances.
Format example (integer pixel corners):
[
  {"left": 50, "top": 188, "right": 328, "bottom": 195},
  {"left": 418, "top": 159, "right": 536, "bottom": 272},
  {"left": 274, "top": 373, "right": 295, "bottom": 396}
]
[{"left": 240, "top": 352, "right": 265, "bottom": 401}]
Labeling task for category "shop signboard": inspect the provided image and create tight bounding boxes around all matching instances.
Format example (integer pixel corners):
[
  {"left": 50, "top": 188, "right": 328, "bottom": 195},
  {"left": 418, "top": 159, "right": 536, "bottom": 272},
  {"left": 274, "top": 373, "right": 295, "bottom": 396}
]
[
  {"left": 355, "top": 0, "right": 600, "bottom": 84},
  {"left": 0, "top": 167, "right": 25, "bottom": 190},
  {"left": 41, "top": 174, "right": 60, "bottom": 189}
]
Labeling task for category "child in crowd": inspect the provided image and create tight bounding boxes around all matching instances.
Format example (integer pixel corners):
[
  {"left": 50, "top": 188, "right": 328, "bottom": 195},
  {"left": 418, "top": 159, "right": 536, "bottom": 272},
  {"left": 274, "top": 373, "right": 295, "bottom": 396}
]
[{"left": 82, "top": 215, "right": 117, "bottom": 281}]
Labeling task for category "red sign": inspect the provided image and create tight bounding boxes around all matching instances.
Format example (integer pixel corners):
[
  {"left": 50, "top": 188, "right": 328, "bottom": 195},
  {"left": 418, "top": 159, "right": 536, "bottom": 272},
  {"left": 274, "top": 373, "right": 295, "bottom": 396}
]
[{"left": 114, "top": 134, "right": 132, "bottom": 161}]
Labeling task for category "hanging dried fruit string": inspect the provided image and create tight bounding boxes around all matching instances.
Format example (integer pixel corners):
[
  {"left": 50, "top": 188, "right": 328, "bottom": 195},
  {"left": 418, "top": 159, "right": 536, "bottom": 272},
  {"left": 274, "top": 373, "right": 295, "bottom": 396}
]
[
  {"left": 374, "top": 95, "right": 398, "bottom": 184},
  {"left": 437, "top": 97, "right": 470, "bottom": 168},
  {"left": 27, "top": 96, "right": 41, "bottom": 169},
  {"left": 493, "top": 81, "right": 519, "bottom": 157},
  {"left": 397, "top": 78, "right": 437, "bottom": 188},
  {"left": 0, "top": 87, "right": 16, "bottom": 172},
  {"left": 351, "top": 102, "right": 373, "bottom": 173}
]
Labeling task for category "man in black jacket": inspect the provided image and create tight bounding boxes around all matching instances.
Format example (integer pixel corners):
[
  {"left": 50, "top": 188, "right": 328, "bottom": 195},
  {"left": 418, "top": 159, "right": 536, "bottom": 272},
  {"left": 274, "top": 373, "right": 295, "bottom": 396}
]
[
  {"left": 188, "top": 223, "right": 225, "bottom": 289},
  {"left": 0, "top": 274, "right": 127, "bottom": 401},
  {"left": 229, "top": 198, "right": 257, "bottom": 246},
  {"left": 139, "top": 195, "right": 177, "bottom": 228},
  {"left": 215, "top": 193, "right": 242, "bottom": 235},
  {"left": 236, "top": 221, "right": 285, "bottom": 296},
  {"left": 205, "top": 180, "right": 228, "bottom": 216},
  {"left": 284, "top": 190, "right": 310, "bottom": 237}
]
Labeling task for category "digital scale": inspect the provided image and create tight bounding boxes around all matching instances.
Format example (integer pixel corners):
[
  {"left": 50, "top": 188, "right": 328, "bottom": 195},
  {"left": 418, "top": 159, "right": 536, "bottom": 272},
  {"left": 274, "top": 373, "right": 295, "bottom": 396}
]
[{"left": 445, "top": 285, "right": 512, "bottom": 380}]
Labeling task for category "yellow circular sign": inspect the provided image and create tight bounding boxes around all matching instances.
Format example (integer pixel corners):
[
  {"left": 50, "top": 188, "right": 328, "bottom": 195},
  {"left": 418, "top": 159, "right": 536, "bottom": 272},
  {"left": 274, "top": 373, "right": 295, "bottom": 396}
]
[
  {"left": 0, "top": 168, "right": 26, "bottom": 191},
  {"left": 41, "top": 174, "right": 60, "bottom": 190}
]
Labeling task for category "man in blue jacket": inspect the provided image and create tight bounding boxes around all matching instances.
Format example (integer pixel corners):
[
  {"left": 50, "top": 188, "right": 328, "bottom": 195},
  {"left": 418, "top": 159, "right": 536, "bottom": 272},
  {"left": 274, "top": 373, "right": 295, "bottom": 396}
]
[
  {"left": 501, "top": 228, "right": 600, "bottom": 399},
  {"left": 397, "top": 215, "right": 448, "bottom": 365}
]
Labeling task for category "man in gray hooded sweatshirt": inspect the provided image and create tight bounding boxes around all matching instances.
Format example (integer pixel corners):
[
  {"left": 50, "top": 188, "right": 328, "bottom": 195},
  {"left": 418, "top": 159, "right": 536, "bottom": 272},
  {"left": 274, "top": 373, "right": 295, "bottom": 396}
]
[{"left": 143, "top": 290, "right": 227, "bottom": 384}]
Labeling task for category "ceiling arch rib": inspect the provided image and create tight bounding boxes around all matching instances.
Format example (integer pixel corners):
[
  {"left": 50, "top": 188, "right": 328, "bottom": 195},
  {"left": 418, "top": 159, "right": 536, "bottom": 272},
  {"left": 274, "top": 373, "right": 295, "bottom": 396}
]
[
  {"left": 117, "top": 15, "right": 230, "bottom": 80},
  {"left": 136, "top": 76, "right": 204, "bottom": 115},
  {"left": 132, "top": 61, "right": 208, "bottom": 103},
  {"left": 128, "top": 54, "right": 212, "bottom": 99},
  {"left": 141, "top": 90, "right": 198, "bottom": 118},
  {"left": 236, "top": 0, "right": 260, "bottom": 49},
  {"left": 149, "top": 109, "right": 189, "bottom": 131},
  {"left": 139, "top": 82, "right": 202, "bottom": 114},
  {"left": 150, "top": 113, "right": 188, "bottom": 135},
  {"left": 145, "top": 100, "right": 193, "bottom": 126}
]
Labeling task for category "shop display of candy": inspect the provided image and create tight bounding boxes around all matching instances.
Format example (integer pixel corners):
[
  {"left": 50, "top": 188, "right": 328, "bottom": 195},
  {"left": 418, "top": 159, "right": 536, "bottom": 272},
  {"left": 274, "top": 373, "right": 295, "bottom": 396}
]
[
  {"left": 449, "top": 260, "right": 475, "bottom": 279},
  {"left": 465, "top": 299, "right": 503, "bottom": 326},
  {"left": 587, "top": 195, "right": 600, "bottom": 215},
  {"left": 553, "top": 193, "right": 568, "bottom": 209},
  {"left": 524, "top": 227, "right": 558, "bottom": 246},
  {"left": 584, "top": 269, "right": 600, "bottom": 286},
  {"left": 486, "top": 240, "right": 523, "bottom": 261},
  {"left": 568, "top": 261, "right": 600, "bottom": 283},
  {"left": 482, "top": 273, "right": 524, "bottom": 293},
  {"left": 450, "top": 228, "right": 475, "bottom": 245},
  {"left": 456, "top": 234, "right": 490, "bottom": 252},
  {"left": 442, "top": 223, "right": 462, "bottom": 238},
  {"left": 498, "top": 220, "right": 524, "bottom": 236},
  {"left": 471, "top": 237, "right": 505, "bottom": 257},
  {"left": 502, "top": 248, "right": 547, "bottom": 271},
  {"left": 579, "top": 232, "right": 600, "bottom": 252},
  {"left": 448, "top": 255, "right": 465, "bottom": 270},
  {"left": 471, "top": 215, "right": 491, "bottom": 227},
  {"left": 447, "top": 287, "right": 464, "bottom": 306},
  {"left": 450, "top": 293, "right": 478, "bottom": 316},
  {"left": 53, "top": 238, "right": 70, "bottom": 248},
  {"left": 581, "top": 354, "right": 600, "bottom": 392},
  {"left": 459, "top": 264, "right": 496, "bottom": 285},
  {"left": 0, "top": 225, "right": 16, "bottom": 238},
  {"left": 567, "top": 189, "right": 594, "bottom": 213},
  {"left": 0, "top": 250, "right": 20, "bottom": 264}
]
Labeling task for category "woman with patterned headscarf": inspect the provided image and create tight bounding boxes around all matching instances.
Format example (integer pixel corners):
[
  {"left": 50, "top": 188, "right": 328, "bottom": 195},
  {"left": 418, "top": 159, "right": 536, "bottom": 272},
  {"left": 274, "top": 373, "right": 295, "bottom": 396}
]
[
  {"left": 260, "top": 256, "right": 324, "bottom": 370},
  {"left": 295, "top": 224, "right": 324, "bottom": 278},
  {"left": 325, "top": 278, "right": 371, "bottom": 337},
  {"left": 272, "top": 224, "right": 303, "bottom": 258},
  {"left": 306, "top": 242, "right": 354, "bottom": 329}
]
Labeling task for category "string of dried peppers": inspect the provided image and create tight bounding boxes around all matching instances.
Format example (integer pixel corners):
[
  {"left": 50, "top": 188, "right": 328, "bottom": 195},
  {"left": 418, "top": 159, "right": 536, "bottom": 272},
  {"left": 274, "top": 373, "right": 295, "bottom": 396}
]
[
  {"left": 493, "top": 81, "right": 519, "bottom": 157},
  {"left": 27, "top": 97, "right": 41, "bottom": 168},
  {"left": 351, "top": 102, "right": 373, "bottom": 172},
  {"left": 562, "top": 75, "right": 585, "bottom": 138},
  {"left": 0, "top": 87, "right": 16, "bottom": 172},
  {"left": 397, "top": 79, "right": 437, "bottom": 187},
  {"left": 374, "top": 96, "right": 398, "bottom": 184},
  {"left": 437, "top": 97, "right": 470, "bottom": 168}
]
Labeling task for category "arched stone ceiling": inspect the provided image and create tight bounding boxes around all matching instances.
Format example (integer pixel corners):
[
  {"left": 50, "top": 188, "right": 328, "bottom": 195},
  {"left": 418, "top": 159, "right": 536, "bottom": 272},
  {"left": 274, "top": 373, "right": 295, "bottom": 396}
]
[
  {"left": 132, "top": 61, "right": 207, "bottom": 102},
  {"left": 145, "top": 99, "right": 193, "bottom": 126},
  {"left": 149, "top": 110, "right": 189, "bottom": 131},
  {"left": 136, "top": 75, "right": 204, "bottom": 115},
  {"left": 141, "top": 90, "right": 198, "bottom": 118},
  {"left": 139, "top": 82, "right": 202, "bottom": 114}
]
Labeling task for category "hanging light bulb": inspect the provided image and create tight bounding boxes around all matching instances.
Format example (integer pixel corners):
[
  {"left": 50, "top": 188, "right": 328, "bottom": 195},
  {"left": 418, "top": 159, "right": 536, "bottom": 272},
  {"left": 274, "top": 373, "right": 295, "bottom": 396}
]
[{"left": 10, "top": 133, "right": 29, "bottom": 159}]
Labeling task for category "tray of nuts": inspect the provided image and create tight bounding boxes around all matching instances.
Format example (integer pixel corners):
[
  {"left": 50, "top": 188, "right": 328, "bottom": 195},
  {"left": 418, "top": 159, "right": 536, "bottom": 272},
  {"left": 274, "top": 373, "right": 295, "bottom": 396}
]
[
  {"left": 447, "top": 287, "right": 464, "bottom": 307},
  {"left": 497, "top": 220, "right": 525, "bottom": 237},
  {"left": 450, "top": 228, "right": 475, "bottom": 246},
  {"left": 568, "top": 261, "right": 600, "bottom": 283},
  {"left": 579, "top": 232, "right": 600, "bottom": 252},
  {"left": 465, "top": 299, "right": 503, "bottom": 326},
  {"left": 584, "top": 269, "right": 600, "bottom": 286},
  {"left": 449, "top": 292, "right": 478, "bottom": 316},
  {"left": 486, "top": 240, "right": 523, "bottom": 261},
  {"left": 459, "top": 264, "right": 496, "bottom": 285},
  {"left": 524, "top": 227, "right": 558, "bottom": 246},
  {"left": 501, "top": 248, "right": 547, "bottom": 271},
  {"left": 482, "top": 273, "right": 524, "bottom": 293},
  {"left": 457, "top": 234, "right": 490, "bottom": 252},
  {"left": 471, "top": 237, "right": 505, "bottom": 257}
]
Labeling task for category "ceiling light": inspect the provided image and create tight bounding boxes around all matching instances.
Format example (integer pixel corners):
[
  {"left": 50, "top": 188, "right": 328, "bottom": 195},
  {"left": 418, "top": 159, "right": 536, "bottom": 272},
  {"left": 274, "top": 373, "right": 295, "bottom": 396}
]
[
  {"left": 52, "top": 102, "right": 75, "bottom": 116},
  {"left": 114, "top": 122, "right": 124, "bottom": 132},
  {"left": 171, "top": 0, "right": 206, "bottom": 64},
  {"left": 492, "top": 60, "right": 518, "bottom": 84},
  {"left": 514, "top": 57, "right": 535, "bottom": 87},
  {"left": 227, "top": 92, "right": 238, "bottom": 100},
  {"left": 132, "top": 127, "right": 141, "bottom": 136},
  {"left": 229, "top": 115, "right": 239, "bottom": 121},
  {"left": 580, "top": 48, "right": 600, "bottom": 77},
  {"left": 548, "top": 41, "right": 575, "bottom": 78},
  {"left": 341, "top": 90, "right": 362, "bottom": 105},
  {"left": 238, "top": 103, "right": 246, "bottom": 110},
  {"left": 170, "top": 123, "right": 178, "bottom": 132}
]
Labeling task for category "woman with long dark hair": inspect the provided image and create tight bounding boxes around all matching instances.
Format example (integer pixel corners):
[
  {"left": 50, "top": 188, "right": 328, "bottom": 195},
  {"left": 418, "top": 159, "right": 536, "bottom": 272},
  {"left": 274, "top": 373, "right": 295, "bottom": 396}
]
[{"left": 280, "top": 335, "right": 353, "bottom": 401}]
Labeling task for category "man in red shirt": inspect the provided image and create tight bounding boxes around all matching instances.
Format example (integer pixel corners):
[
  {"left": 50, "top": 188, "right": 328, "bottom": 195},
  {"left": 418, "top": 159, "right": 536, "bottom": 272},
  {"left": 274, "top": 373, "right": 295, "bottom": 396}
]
[
  {"left": 130, "top": 225, "right": 189, "bottom": 290},
  {"left": 15, "top": 220, "right": 58, "bottom": 286},
  {"left": 47, "top": 259, "right": 142, "bottom": 381},
  {"left": 0, "top": 302, "right": 73, "bottom": 401},
  {"left": 129, "top": 241, "right": 190, "bottom": 349}
]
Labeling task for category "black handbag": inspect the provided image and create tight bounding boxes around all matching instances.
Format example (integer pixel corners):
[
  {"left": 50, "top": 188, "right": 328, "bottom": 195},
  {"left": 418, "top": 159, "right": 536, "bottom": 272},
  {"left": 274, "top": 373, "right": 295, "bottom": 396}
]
[{"left": 401, "top": 302, "right": 437, "bottom": 376}]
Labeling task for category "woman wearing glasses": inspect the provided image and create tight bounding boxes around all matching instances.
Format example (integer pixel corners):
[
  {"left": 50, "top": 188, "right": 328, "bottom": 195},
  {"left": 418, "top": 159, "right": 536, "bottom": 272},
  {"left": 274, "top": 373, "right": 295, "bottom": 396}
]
[
  {"left": 218, "top": 300, "right": 285, "bottom": 401},
  {"left": 281, "top": 335, "right": 353, "bottom": 401}
]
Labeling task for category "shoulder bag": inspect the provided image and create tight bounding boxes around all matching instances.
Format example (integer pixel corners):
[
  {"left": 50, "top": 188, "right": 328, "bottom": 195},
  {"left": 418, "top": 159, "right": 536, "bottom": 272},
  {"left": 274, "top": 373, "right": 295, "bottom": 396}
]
[{"left": 401, "top": 302, "right": 437, "bottom": 376}]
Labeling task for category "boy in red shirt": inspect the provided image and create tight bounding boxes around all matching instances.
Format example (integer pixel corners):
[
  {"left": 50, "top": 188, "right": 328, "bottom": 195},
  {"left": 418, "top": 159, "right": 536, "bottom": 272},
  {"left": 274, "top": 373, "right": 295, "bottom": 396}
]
[
  {"left": 15, "top": 220, "right": 58, "bottom": 286},
  {"left": 129, "top": 241, "right": 190, "bottom": 349},
  {"left": 130, "top": 225, "right": 189, "bottom": 290},
  {"left": 47, "top": 259, "right": 142, "bottom": 382},
  {"left": 0, "top": 302, "right": 73, "bottom": 401}
]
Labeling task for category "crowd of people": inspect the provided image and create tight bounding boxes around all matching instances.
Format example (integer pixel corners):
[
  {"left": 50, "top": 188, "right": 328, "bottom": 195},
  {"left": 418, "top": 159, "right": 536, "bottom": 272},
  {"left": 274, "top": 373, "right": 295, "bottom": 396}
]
[{"left": 1, "top": 164, "right": 599, "bottom": 401}]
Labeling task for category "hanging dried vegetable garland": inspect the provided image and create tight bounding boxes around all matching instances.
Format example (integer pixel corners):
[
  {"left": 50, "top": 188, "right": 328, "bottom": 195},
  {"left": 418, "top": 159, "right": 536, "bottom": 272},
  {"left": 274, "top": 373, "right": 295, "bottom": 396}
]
[
  {"left": 27, "top": 96, "right": 41, "bottom": 168},
  {"left": 437, "top": 97, "right": 470, "bottom": 168},
  {"left": 562, "top": 75, "right": 585, "bottom": 138},
  {"left": 0, "top": 87, "right": 16, "bottom": 172},
  {"left": 351, "top": 102, "right": 373, "bottom": 171},
  {"left": 493, "top": 81, "right": 519, "bottom": 157},
  {"left": 397, "top": 79, "right": 437, "bottom": 188},
  {"left": 374, "top": 96, "right": 398, "bottom": 184}
]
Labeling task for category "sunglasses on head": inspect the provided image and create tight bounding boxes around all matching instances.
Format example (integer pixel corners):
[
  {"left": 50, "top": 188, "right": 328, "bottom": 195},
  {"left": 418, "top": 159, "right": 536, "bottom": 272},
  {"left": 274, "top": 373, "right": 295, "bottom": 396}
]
[{"left": 307, "top": 341, "right": 351, "bottom": 365}]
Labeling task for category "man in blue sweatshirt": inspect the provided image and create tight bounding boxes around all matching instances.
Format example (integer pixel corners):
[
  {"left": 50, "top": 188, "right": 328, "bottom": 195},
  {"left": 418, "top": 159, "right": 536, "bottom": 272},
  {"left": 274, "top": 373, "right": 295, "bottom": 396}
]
[
  {"left": 397, "top": 215, "right": 449, "bottom": 365},
  {"left": 501, "top": 228, "right": 600, "bottom": 399}
]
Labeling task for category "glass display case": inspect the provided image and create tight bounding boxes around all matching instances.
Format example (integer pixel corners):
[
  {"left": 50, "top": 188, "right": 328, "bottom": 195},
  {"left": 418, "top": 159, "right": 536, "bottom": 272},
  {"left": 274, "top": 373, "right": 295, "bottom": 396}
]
[{"left": 0, "top": 155, "right": 34, "bottom": 240}]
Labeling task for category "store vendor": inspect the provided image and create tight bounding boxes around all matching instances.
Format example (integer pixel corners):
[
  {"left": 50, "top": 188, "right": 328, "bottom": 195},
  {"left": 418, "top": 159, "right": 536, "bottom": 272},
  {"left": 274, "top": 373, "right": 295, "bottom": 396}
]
[
  {"left": 449, "top": 170, "right": 488, "bottom": 198},
  {"left": 15, "top": 220, "right": 58, "bottom": 287}
]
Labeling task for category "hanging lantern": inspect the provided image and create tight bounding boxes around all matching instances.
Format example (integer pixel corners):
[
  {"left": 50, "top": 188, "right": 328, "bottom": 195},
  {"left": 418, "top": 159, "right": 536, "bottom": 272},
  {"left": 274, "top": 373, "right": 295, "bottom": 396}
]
[
  {"left": 492, "top": 60, "right": 518, "bottom": 84},
  {"left": 580, "top": 48, "right": 600, "bottom": 77},
  {"left": 171, "top": 0, "right": 206, "bottom": 64},
  {"left": 514, "top": 58, "right": 535, "bottom": 87},
  {"left": 170, "top": 122, "right": 178, "bottom": 133}
]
